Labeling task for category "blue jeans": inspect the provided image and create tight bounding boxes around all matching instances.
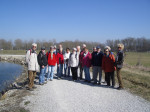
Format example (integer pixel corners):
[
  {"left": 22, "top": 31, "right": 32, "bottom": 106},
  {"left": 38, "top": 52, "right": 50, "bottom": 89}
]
[
  {"left": 64, "top": 63, "right": 70, "bottom": 76},
  {"left": 39, "top": 66, "right": 47, "bottom": 84},
  {"left": 83, "top": 66, "right": 91, "bottom": 81},
  {"left": 47, "top": 66, "right": 55, "bottom": 80},
  {"left": 57, "top": 64, "right": 63, "bottom": 78}
]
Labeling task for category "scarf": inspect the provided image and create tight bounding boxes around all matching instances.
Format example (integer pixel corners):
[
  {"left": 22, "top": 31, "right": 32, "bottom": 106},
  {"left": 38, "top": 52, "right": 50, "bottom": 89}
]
[{"left": 51, "top": 51, "right": 53, "bottom": 59}]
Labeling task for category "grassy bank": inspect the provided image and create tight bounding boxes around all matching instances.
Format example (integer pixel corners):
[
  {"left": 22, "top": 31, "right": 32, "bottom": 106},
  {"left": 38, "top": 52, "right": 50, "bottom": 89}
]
[
  {"left": 120, "top": 68, "right": 150, "bottom": 101},
  {"left": 121, "top": 52, "right": 150, "bottom": 101}
]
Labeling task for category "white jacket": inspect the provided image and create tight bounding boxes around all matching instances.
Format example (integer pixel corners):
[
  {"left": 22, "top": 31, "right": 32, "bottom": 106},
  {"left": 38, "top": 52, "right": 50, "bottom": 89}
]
[
  {"left": 69, "top": 52, "right": 79, "bottom": 67},
  {"left": 63, "top": 52, "right": 70, "bottom": 63},
  {"left": 26, "top": 50, "right": 39, "bottom": 72}
]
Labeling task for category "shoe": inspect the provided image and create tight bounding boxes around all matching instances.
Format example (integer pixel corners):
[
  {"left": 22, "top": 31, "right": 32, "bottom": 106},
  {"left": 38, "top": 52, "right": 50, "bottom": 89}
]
[
  {"left": 112, "top": 85, "right": 115, "bottom": 88},
  {"left": 98, "top": 82, "right": 101, "bottom": 85},
  {"left": 93, "top": 82, "right": 97, "bottom": 85},
  {"left": 50, "top": 79, "right": 53, "bottom": 81},
  {"left": 27, "top": 88, "right": 34, "bottom": 91},
  {"left": 84, "top": 80, "right": 87, "bottom": 82},
  {"left": 32, "top": 86, "right": 37, "bottom": 89},
  {"left": 57, "top": 77, "right": 61, "bottom": 80},
  {"left": 39, "top": 83, "right": 44, "bottom": 85},
  {"left": 44, "top": 81, "right": 47, "bottom": 84},
  {"left": 88, "top": 81, "right": 91, "bottom": 83},
  {"left": 117, "top": 87, "right": 124, "bottom": 90}
]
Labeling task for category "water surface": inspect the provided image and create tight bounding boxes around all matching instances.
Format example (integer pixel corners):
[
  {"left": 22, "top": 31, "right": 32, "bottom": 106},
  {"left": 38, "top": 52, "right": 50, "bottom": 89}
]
[{"left": 0, "top": 62, "right": 23, "bottom": 92}]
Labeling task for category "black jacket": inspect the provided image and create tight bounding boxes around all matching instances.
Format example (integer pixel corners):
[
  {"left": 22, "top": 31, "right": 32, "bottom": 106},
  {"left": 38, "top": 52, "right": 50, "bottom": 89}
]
[
  {"left": 91, "top": 51, "right": 103, "bottom": 67},
  {"left": 116, "top": 50, "right": 124, "bottom": 68},
  {"left": 38, "top": 51, "right": 48, "bottom": 67}
]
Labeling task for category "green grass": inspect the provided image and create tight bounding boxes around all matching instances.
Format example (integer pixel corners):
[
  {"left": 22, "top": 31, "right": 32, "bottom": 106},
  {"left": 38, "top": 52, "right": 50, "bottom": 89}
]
[{"left": 124, "top": 52, "right": 150, "bottom": 67}]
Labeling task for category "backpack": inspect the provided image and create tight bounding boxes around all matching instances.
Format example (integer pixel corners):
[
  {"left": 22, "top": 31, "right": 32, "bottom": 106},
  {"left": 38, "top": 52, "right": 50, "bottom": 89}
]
[{"left": 70, "top": 52, "right": 77, "bottom": 60}]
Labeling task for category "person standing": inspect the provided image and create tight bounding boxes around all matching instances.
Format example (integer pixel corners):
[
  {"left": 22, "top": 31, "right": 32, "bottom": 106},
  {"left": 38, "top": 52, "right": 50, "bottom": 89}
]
[
  {"left": 76, "top": 46, "right": 81, "bottom": 78},
  {"left": 26, "top": 43, "right": 39, "bottom": 91},
  {"left": 102, "top": 47, "right": 116, "bottom": 87},
  {"left": 57, "top": 48, "right": 64, "bottom": 79},
  {"left": 79, "top": 44, "right": 86, "bottom": 80},
  {"left": 69, "top": 48, "right": 79, "bottom": 81},
  {"left": 46, "top": 46, "right": 57, "bottom": 81},
  {"left": 91, "top": 46, "right": 103, "bottom": 85},
  {"left": 63, "top": 48, "right": 71, "bottom": 77},
  {"left": 37, "top": 47, "right": 48, "bottom": 85},
  {"left": 91, "top": 46, "right": 97, "bottom": 81},
  {"left": 53, "top": 45, "right": 57, "bottom": 74},
  {"left": 116, "top": 43, "right": 124, "bottom": 90},
  {"left": 82, "top": 48, "right": 92, "bottom": 83}
]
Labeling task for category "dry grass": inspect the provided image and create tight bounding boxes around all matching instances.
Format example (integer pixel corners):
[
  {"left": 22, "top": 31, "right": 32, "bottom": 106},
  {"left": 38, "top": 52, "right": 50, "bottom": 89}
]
[
  {"left": 121, "top": 68, "right": 150, "bottom": 101},
  {"left": 124, "top": 52, "right": 150, "bottom": 67}
]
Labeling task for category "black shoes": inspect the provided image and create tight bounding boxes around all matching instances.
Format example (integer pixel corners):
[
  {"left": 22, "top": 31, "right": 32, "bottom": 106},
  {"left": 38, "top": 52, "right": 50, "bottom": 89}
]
[{"left": 117, "top": 87, "right": 124, "bottom": 90}]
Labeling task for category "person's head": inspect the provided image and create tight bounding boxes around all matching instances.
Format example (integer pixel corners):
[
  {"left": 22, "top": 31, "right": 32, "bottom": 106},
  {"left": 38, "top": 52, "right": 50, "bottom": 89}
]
[
  {"left": 104, "top": 48, "right": 109, "bottom": 56},
  {"left": 84, "top": 48, "right": 88, "bottom": 53},
  {"left": 72, "top": 48, "right": 77, "bottom": 53},
  {"left": 117, "top": 43, "right": 124, "bottom": 51},
  {"left": 59, "top": 47, "right": 63, "bottom": 53},
  {"left": 66, "top": 48, "right": 70, "bottom": 53},
  {"left": 82, "top": 44, "right": 86, "bottom": 49},
  {"left": 53, "top": 45, "right": 56, "bottom": 50},
  {"left": 76, "top": 46, "right": 80, "bottom": 52},
  {"left": 50, "top": 46, "right": 54, "bottom": 52},
  {"left": 59, "top": 44, "right": 62, "bottom": 49},
  {"left": 41, "top": 47, "right": 45, "bottom": 53},
  {"left": 104, "top": 46, "right": 110, "bottom": 56},
  {"left": 32, "top": 43, "right": 37, "bottom": 50},
  {"left": 96, "top": 46, "right": 101, "bottom": 53},
  {"left": 93, "top": 46, "right": 97, "bottom": 52}
]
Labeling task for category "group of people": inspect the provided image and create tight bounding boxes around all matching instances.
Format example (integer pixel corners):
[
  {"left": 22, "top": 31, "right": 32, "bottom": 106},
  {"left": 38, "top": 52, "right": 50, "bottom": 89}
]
[{"left": 26, "top": 43, "right": 124, "bottom": 91}]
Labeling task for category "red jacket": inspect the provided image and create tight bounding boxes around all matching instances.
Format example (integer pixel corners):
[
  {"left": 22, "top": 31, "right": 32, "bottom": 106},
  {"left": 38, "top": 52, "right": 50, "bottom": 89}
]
[
  {"left": 102, "top": 53, "right": 116, "bottom": 72},
  {"left": 57, "top": 52, "right": 64, "bottom": 64},
  {"left": 46, "top": 52, "right": 57, "bottom": 66},
  {"left": 79, "top": 50, "right": 84, "bottom": 64},
  {"left": 82, "top": 52, "right": 92, "bottom": 67}
]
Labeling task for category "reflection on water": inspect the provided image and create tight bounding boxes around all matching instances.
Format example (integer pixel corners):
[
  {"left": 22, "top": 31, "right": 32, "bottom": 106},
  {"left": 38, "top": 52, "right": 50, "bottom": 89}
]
[{"left": 0, "top": 62, "right": 23, "bottom": 92}]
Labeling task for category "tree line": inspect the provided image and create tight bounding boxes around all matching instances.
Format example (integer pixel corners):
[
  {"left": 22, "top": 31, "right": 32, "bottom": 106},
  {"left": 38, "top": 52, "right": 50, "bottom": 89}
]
[{"left": 0, "top": 37, "right": 150, "bottom": 52}]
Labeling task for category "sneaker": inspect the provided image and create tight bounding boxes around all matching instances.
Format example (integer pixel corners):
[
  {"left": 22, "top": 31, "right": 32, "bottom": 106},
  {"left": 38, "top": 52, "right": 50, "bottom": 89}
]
[{"left": 50, "top": 79, "right": 53, "bottom": 81}]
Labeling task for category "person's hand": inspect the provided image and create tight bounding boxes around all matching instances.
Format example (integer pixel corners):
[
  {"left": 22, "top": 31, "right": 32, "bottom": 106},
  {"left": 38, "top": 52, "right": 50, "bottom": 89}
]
[{"left": 42, "top": 65, "right": 44, "bottom": 68}]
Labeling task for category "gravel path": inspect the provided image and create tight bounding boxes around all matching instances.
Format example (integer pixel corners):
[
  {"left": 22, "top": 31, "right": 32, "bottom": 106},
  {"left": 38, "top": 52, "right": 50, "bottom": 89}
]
[{"left": 21, "top": 77, "right": 150, "bottom": 112}]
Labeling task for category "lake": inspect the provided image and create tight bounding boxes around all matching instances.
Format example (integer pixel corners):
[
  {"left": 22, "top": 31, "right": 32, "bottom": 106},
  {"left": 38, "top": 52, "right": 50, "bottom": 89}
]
[{"left": 0, "top": 62, "right": 23, "bottom": 92}]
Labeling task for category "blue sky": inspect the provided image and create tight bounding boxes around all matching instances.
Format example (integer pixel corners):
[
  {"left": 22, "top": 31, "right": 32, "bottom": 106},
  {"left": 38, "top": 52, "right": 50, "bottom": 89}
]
[{"left": 0, "top": 0, "right": 150, "bottom": 43}]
